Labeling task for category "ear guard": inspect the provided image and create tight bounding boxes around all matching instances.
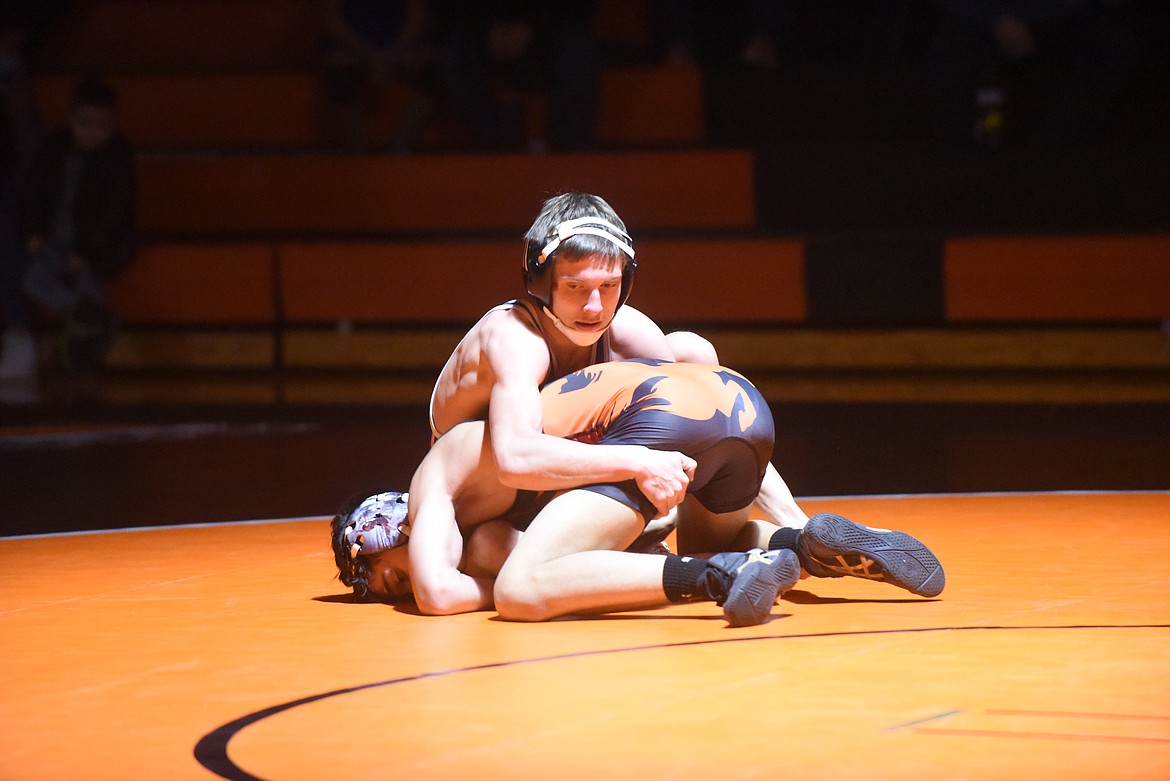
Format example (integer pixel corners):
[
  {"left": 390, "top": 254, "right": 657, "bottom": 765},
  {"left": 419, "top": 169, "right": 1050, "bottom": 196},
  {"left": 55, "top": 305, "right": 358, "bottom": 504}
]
[{"left": 522, "top": 216, "right": 636, "bottom": 309}]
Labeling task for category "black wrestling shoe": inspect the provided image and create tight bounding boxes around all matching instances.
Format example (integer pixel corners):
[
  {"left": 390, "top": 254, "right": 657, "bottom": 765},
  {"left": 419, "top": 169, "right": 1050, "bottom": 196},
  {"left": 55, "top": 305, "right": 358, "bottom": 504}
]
[
  {"left": 798, "top": 513, "right": 945, "bottom": 597},
  {"left": 709, "top": 548, "right": 801, "bottom": 627}
]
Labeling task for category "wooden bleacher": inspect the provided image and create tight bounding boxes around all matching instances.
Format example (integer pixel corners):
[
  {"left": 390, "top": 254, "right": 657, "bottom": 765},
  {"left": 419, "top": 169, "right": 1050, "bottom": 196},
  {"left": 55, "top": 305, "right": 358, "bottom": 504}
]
[
  {"left": 98, "top": 234, "right": 1170, "bottom": 404},
  {"left": 23, "top": 1, "right": 1170, "bottom": 405},
  {"left": 106, "top": 236, "right": 1170, "bottom": 332},
  {"left": 33, "top": 67, "right": 705, "bottom": 151},
  {"left": 131, "top": 149, "right": 754, "bottom": 236},
  {"left": 32, "top": 0, "right": 324, "bottom": 72},
  {"left": 945, "top": 235, "right": 1170, "bottom": 323}
]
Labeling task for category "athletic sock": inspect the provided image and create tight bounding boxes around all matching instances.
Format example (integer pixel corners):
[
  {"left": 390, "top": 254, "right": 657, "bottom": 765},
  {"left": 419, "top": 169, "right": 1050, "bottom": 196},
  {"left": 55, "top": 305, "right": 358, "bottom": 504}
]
[
  {"left": 768, "top": 527, "right": 801, "bottom": 552},
  {"left": 662, "top": 555, "right": 733, "bottom": 603}
]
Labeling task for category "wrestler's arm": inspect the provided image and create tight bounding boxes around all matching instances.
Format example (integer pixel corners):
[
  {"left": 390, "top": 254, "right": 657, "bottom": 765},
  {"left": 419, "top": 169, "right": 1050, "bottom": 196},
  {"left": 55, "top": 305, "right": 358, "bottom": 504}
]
[
  {"left": 406, "top": 427, "right": 496, "bottom": 615},
  {"left": 484, "top": 324, "right": 694, "bottom": 517}
]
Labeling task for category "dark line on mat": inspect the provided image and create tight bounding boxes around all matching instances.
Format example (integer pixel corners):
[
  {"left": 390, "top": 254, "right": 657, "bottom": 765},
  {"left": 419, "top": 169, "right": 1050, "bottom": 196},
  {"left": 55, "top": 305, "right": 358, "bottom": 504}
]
[{"left": 194, "top": 623, "right": 1170, "bottom": 781}]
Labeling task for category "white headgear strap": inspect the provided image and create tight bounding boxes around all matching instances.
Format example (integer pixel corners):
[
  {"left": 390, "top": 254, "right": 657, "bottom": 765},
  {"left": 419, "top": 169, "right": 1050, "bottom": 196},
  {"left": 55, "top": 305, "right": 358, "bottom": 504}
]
[{"left": 535, "top": 217, "right": 635, "bottom": 266}]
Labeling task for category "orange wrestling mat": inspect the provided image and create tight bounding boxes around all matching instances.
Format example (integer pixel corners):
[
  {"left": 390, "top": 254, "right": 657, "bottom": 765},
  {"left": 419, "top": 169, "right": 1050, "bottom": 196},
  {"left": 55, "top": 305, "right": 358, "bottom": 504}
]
[{"left": 2, "top": 492, "right": 1168, "bottom": 781}]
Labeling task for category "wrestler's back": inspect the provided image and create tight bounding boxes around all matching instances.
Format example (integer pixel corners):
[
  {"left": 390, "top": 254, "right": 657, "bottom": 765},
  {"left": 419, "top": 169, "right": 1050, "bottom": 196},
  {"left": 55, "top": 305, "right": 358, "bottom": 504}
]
[
  {"left": 541, "top": 360, "right": 763, "bottom": 442},
  {"left": 430, "top": 334, "right": 494, "bottom": 438}
]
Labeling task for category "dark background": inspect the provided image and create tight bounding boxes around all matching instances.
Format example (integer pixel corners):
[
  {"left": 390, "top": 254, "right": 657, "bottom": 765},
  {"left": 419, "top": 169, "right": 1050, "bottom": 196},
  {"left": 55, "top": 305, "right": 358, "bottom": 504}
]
[
  {"left": 2, "top": 1, "right": 1168, "bottom": 536},
  {"left": 3, "top": 400, "right": 1167, "bottom": 536}
]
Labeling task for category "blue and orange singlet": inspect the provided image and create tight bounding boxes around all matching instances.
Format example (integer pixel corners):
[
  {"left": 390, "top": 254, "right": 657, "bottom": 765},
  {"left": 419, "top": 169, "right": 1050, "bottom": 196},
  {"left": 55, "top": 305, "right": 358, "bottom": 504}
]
[{"left": 539, "top": 359, "right": 775, "bottom": 519}]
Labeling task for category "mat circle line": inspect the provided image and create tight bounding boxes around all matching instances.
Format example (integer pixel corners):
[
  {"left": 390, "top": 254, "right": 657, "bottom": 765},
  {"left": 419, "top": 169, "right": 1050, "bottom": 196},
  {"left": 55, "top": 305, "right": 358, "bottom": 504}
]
[{"left": 193, "top": 622, "right": 1170, "bottom": 781}]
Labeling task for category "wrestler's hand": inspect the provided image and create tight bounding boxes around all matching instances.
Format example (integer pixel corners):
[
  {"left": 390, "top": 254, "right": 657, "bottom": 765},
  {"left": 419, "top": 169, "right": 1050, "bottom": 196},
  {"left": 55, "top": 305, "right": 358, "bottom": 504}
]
[{"left": 636, "top": 449, "right": 696, "bottom": 519}]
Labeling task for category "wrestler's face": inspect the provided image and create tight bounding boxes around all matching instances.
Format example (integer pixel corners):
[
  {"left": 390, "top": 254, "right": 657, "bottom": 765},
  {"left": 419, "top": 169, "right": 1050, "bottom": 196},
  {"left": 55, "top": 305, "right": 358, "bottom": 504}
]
[
  {"left": 70, "top": 104, "right": 116, "bottom": 151},
  {"left": 362, "top": 545, "right": 413, "bottom": 602},
  {"left": 549, "top": 254, "right": 623, "bottom": 337}
]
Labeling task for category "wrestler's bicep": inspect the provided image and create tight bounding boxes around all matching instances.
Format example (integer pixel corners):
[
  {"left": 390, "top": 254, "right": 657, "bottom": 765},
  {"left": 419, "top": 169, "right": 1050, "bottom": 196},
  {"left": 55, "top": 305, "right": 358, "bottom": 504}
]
[{"left": 407, "top": 505, "right": 463, "bottom": 586}]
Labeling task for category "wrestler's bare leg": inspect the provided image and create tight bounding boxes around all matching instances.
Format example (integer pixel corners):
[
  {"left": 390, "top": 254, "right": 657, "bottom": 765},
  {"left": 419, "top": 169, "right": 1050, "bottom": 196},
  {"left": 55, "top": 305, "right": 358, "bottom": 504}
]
[{"left": 494, "top": 490, "right": 671, "bottom": 621}]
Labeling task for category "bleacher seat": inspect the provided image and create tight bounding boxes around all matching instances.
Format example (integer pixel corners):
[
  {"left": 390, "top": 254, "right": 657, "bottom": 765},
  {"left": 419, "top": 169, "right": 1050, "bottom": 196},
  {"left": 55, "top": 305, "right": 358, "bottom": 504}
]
[{"left": 27, "top": 0, "right": 1170, "bottom": 404}]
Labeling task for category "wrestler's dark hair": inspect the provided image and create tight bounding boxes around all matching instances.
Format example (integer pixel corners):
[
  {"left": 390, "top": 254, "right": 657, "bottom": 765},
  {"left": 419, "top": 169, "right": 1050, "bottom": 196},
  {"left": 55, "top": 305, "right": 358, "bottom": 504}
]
[
  {"left": 522, "top": 192, "right": 636, "bottom": 310},
  {"left": 330, "top": 491, "right": 379, "bottom": 601},
  {"left": 524, "top": 192, "right": 630, "bottom": 261}
]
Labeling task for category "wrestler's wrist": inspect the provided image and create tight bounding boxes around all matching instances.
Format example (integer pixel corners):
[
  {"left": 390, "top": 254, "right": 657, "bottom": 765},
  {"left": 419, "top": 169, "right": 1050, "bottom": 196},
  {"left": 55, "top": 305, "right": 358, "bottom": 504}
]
[{"left": 605, "top": 444, "right": 655, "bottom": 482}]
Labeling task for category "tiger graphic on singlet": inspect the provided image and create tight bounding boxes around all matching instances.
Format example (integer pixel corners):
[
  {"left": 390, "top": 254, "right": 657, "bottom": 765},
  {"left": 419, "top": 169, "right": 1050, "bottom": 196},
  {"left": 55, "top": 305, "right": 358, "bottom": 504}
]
[{"left": 538, "top": 359, "right": 775, "bottom": 520}]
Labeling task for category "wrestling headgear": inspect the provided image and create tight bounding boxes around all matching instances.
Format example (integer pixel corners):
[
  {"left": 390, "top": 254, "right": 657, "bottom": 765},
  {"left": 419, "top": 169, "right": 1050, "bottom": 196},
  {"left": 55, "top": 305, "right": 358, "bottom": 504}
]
[
  {"left": 341, "top": 491, "right": 410, "bottom": 559},
  {"left": 522, "top": 216, "right": 637, "bottom": 345}
]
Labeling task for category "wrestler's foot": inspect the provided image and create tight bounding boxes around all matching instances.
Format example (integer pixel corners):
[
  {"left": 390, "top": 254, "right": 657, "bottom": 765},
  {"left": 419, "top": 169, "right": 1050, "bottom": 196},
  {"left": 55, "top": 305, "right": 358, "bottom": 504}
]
[
  {"left": 709, "top": 548, "right": 801, "bottom": 627},
  {"left": 342, "top": 491, "right": 410, "bottom": 557},
  {"left": 797, "top": 513, "right": 945, "bottom": 597}
]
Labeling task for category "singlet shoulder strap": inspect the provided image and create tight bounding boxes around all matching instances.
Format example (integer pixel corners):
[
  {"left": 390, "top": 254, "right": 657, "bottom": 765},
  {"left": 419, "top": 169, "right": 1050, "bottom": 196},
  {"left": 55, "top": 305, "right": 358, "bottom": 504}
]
[
  {"left": 507, "top": 298, "right": 541, "bottom": 328},
  {"left": 593, "top": 331, "right": 612, "bottom": 366},
  {"left": 428, "top": 300, "right": 550, "bottom": 440},
  {"left": 508, "top": 299, "right": 561, "bottom": 386},
  {"left": 514, "top": 298, "right": 614, "bottom": 385}
]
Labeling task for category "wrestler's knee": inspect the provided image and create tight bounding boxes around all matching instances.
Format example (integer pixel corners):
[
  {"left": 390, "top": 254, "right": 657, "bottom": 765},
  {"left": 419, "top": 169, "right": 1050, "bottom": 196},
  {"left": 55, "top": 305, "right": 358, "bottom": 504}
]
[{"left": 666, "top": 330, "right": 718, "bottom": 364}]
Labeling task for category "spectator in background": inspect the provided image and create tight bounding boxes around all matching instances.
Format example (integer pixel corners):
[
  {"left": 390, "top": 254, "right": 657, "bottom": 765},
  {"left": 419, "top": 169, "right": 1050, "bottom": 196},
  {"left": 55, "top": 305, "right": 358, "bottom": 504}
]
[
  {"left": 429, "top": 0, "right": 601, "bottom": 152},
  {"left": 320, "top": 0, "right": 438, "bottom": 153},
  {"left": 19, "top": 76, "right": 135, "bottom": 373},
  {"left": 0, "top": 14, "right": 42, "bottom": 387},
  {"left": 650, "top": 1, "right": 785, "bottom": 69},
  {"left": 927, "top": 0, "right": 1142, "bottom": 147}
]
